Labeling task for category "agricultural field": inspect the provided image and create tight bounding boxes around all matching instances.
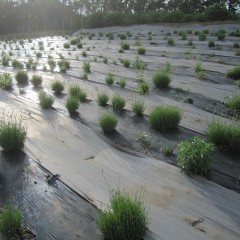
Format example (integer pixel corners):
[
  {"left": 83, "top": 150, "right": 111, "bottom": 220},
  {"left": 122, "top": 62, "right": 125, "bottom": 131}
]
[{"left": 0, "top": 23, "right": 240, "bottom": 239}]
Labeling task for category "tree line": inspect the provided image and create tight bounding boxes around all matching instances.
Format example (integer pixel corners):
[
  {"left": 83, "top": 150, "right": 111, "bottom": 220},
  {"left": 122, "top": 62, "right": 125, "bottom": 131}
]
[{"left": 0, "top": 0, "right": 239, "bottom": 35}]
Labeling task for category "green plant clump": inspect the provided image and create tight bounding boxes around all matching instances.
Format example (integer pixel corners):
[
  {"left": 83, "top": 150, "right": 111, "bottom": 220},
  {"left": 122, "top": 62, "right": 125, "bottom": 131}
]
[
  {"left": 38, "top": 90, "right": 54, "bottom": 109},
  {"left": 137, "top": 47, "right": 146, "bottom": 55},
  {"left": 227, "top": 66, "right": 240, "bottom": 80},
  {"left": 65, "top": 96, "right": 79, "bottom": 115},
  {"left": 99, "top": 112, "right": 118, "bottom": 132},
  {"left": 12, "top": 59, "right": 23, "bottom": 69},
  {"left": 0, "top": 205, "right": 22, "bottom": 237},
  {"left": 105, "top": 73, "right": 114, "bottom": 85},
  {"left": 112, "top": 94, "right": 126, "bottom": 112},
  {"left": 195, "top": 60, "right": 206, "bottom": 79},
  {"left": 137, "top": 81, "right": 149, "bottom": 95},
  {"left": 68, "top": 85, "right": 87, "bottom": 102},
  {"left": 132, "top": 100, "right": 145, "bottom": 116},
  {"left": 206, "top": 121, "right": 240, "bottom": 152},
  {"left": 208, "top": 40, "right": 215, "bottom": 47},
  {"left": 63, "top": 42, "right": 70, "bottom": 49},
  {"left": 198, "top": 33, "right": 206, "bottom": 41},
  {"left": 177, "top": 136, "right": 214, "bottom": 175},
  {"left": 97, "top": 189, "right": 148, "bottom": 240},
  {"left": 167, "top": 38, "right": 175, "bottom": 46},
  {"left": 51, "top": 80, "right": 64, "bottom": 94},
  {"left": 0, "top": 73, "right": 12, "bottom": 90},
  {"left": 97, "top": 92, "right": 109, "bottom": 106},
  {"left": 30, "top": 74, "right": 42, "bottom": 87},
  {"left": 162, "top": 145, "right": 173, "bottom": 156},
  {"left": 224, "top": 95, "right": 240, "bottom": 111},
  {"left": 15, "top": 70, "right": 28, "bottom": 84},
  {"left": 82, "top": 61, "right": 90, "bottom": 73},
  {"left": 119, "top": 78, "right": 126, "bottom": 88},
  {"left": 121, "top": 42, "right": 130, "bottom": 50},
  {"left": 149, "top": 105, "right": 182, "bottom": 131},
  {"left": 153, "top": 70, "right": 171, "bottom": 88},
  {"left": 122, "top": 59, "right": 130, "bottom": 68},
  {"left": 48, "top": 59, "right": 56, "bottom": 72}
]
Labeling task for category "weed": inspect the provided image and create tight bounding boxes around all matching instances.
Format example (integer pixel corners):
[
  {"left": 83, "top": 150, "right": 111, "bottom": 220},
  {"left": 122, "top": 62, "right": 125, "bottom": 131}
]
[
  {"left": 51, "top": 80, "right": 64, "bottom": 94},
  {"left": 65, "top": 96, "right": 79, "bottom": 115},
  {"left": 121, "top": 42, "right": 130, "bottom": 50},
  {"left": 162, "top": 145, "right": 173, "bottom": 156},
  {"left": 206, "top": 121, "right": 240, "bottom": 152},
  {"left": 99, "top": 112, "right": 118, "bottom": 132},
  {"left": 132, "top": 101, "right": 145, "bottom": 116},
  {"left": 97, "top": 92, "right": 109, "bottom": 106},
  {"left": 235, "top": 49, "right": 240, "bottom": 56},
  {"left": 63, "top": 42, "right": 70, "bottom": 49},
  {"left": 167, "top": 38, "right": 175, "bottom": 46},
  {"left": 137, "top": 47, "right": 146, "bottom": 55},
  {"left": 136, "top": 132, "right": 152, "bottom": 147},
  {"left": 224, "top": 95, "right": 240, "bottom": 111},
  {"left": 198, "top": 33, "right": 206, "bottom": 41},
  {"left": 177, "top": 136, "right": 214, "bottom": 175},
  {"left": 0, "top": 73, "right": 12, "bottom": 90},
  {"left": 119, "top": 78, "right": 126, "bottom": 88},
  {"left": 137, "top": 81, "right": 149, "bottom": 95},
  {"left": 105, "top": 73, "right": 114, "bottom": 85},
  {"left": 235, "top": 80, "right": 240, "bottom": 88},
  {"left": 15, "top": 70, "right": 28, "bottom": 84},
  {"left": 36, "top": 52, "right": 42, "bottom": 58},
  {"left": 77, "top": 42, "right": 83, "bottom": 48},
  {"left": 82, "top": 51, "right": 87, "bottom": 57},
  {"left": 208, "top": 40, "right": 215, "bottom": 47},
  {"left": 31, "top": 74, "right": 42, "bottom": 87},
  {"left": 12, "top": 59, "right": 23, "bottom": 69},
  {"left": 122, "top": 59, "right": 130, "bottom": 68},
  {"left": 227, "top": 66, "right": 240, "bottom": 79},
  {"left": 0, "top": 205, "right": 22, "bottom": 237},
  {"left": 0, "top": 114, "right": 27, "bottom": 151},
  {"left": 233, "top": 42, "right": 240, "bottom": 48},
  {"left": 82, "top": 61, "right": 90, "bottom": 73},
  {"left": 195, "top": 60, "right": 206, "bottom": 79},
  {"left": 149, "top": 105, "right": 182, "bottom": 131},
  {"left": 103, "top": 57, "right": 108, "bottom": 64},
  {"left": 38, "top": 90, "right": 54, "bottom": 109},
  {"left": 153, "top": 70, "right": 171, "bottom": 88},
  {"left": 48, "top": 59, "right": 56, "bottom": 72},
  {"left": 1, "top": 54, "right": 10, "bottom": 66},
  {"left": 133, "top": 57, "right": 147, "bottom": 70},
  {"left": 112, "top": 94, "right": 126, "bottom": 113},
  {"left": 97, "top": 189, "right": 148, "bottom": 240}
]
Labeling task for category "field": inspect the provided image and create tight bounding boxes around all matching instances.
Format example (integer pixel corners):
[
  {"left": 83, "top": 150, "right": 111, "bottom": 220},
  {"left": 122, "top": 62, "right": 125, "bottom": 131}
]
[{"left": 0, "top": 23, "right": 240, "bottom": 239}]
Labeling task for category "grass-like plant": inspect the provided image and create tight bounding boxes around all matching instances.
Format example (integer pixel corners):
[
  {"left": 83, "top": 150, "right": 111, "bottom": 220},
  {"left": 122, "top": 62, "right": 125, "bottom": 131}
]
[
  {"left": 51, "top": 80, "right": 64, "bottom": 94},
  {"left": 137, "top": 47, "right": 146, "bottom": 55},
  {"left": 38, "top": 90, "right": 54, "bottom": 109},
  {"left": 15, "top": 70, "right": 28, "bottom": 84},
  {"left": 63, "top": 42, "right": 70, "bottom": 49},
  {"left": 149, "top": 105, "right": 182, "bottom": 131},
  {"left": 227, "top": 66, "right": 240, "bottom": 79},
  {"left": 105, "top": 73, "right": 114, "bottom": 85},
  {"left": 153, "top": 70, "right": 171, "bottom": 88},
  {"left": 198, "top": 33, "right": 206, "bottom": 41},
  {"left": 195, "top": 60, "right": 206, "bottom": 79},
  {"left": 0, "top": 205, "right": 22, "bottom": 237},
  {"left": 82, "top": 61, "right": 90, "bottom": 73},
  {"left": 0, "top": 73, "right": 12, "bottom": 90},
  {"left": 206, "top": 121, "right": 240, "bottom": 152},
  {"left": 112, "top": 94, "right": 126, "bottom": 113},
  {"left": 30, "top": 74, "right": 42, "bottom": 87},
  {"left": 208, "top": 40, "right": 215, "bottom": 47},
  {"left": 97, "top": 189, "right": 148, "bottom": 240},
  {"left": 58, "top": 60, "right": 70, "bottom": 73},
  {"left": 162, "top": 145, "right": 173, "bottom": 156},
  {"left": 103, "top": 57, "right": 108, "bottom": 64},
  {"left": 137, "top": 81, "right": 149, "bottom": 95},
  {"left": 122, "top": 59, "right": 130, "bottom": 68},
  {"left": 1, "top": 54, "right": 10, "bottom": 66},
  {"left": 12, "top": 59, "right": 23, "bottom": 69},
  {"left": 36, "top": 52, "right": 42, "bottom": 58},
  {"left": 224, "top": 95, "right": 240, "bottom": 111},
  {"left": 68, "top": 85, "right": 86, "bottom": 102},
  {"left": 97, "top": 92, "right": 109, "bottom": 106},
  {"left": 167, "top": 38, "right": 175, "bottom": 46},
  {"left": 48, "top": 59, "right": 56, "bottom": 72},
  {"left": 236, "top": 48, "right": 240, "bottom": 56},
  {"left": 65, "top": 96, "right": 79, "bottom": 115},
  {"left": 136, "top": 132, "right": 153, "bottom": 147},
  {"left": 177, "top": 136, "right": 214, "bottom": 175},
  {"left": 133, "top": 57, "right": 147, "bottom": 70},
  {"left": 77, "top": 42, "right": 83, "bottom": 48},
  {"left": 233, "top": 42, "right": 240, "bottom": 48},
  {"left": 99, "top": 112, "right": 118, "bottom": 132},
  {"left": 119, "top": 78, "right": 126, "bottom": 88},
  {"left": 120, "top": 42, "right": 130, "bottom": 50},
  {"left": 132, "top": 100, "right": 145, "bottom": 116}
]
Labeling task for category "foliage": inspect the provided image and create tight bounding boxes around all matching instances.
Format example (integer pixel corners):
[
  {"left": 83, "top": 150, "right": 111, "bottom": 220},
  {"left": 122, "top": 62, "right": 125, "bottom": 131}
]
[
  {"left": 1, "top": 54, "right": 10, "bottom": 66},
  {"left": 68, "top": 85, "right": 86, "bottom": 102},
  {"left": 38, "top": 90, "right": 54, "bottom": 109},
  {"left": 15, "top": 70, "right": 28, "bottom": 84},
  {"left": 137, "top": 47, "right": 146, "bottom": 55},
  {"left": 149, "top": 105, "right": 182, "bottom": 131},
  {"left": 51, "top": 80, "right": 64, "bottom": 94},
  {"left": 99, "top": 112, "right": 118, "bottom": 132},
  {"left": 120, "top": 42, "right": 130, "bottom": 50},
  {"left": 132, "top": 100, "right": 145, "bottom": 116},
  {"left": 224, "top": 95, "right": 240, "bottom": 111},
  {"left": 119, "top": 78, "right": 126, "bottom": 88},
  {"left": 0, "top": 114, "right": 27, "bottom": 151},
  {"left": 97, "top": 92, "right": 109, "bottom": 106},
  {"left": 177, "top": 136, "right": 214, "bottom": 175},
  {"left": 122, "top": 59, "right": 130, "bottom": 68},
  {"left": 111, "top": 94, "right": 126, "bottom": 112},
  {"left": 167, "top": 38, "right": 175, "bottom": 46},
  {"left": 206, "top": 121, "right": 240, "bottom": 152},
  {"left": 227, "top": 66, "right": 240, "bottom": 79},
  {"left": 136, "top": 132, "right": 153, "bottom": 147},
  {"left": 208, "top": 40, "right": 215, "bottom": 47},
  {"left": 63, "top": 42, "right": 70, "bottom": 49},
  {"left": 235, "top": 48, "right": 240, "bottom": 56},
  {"left": 162, "top": 145, "right": 173, "bottom": 156},
  {"left": 58, "top": 59, "right": 70, "bottom": 73},
  {"left": 137, "top": 81, "right": 150, "bottom": 95},
  {"left": 0, "top": 73, "right": 12, "bottom": 90},
  {"left": 12, "top": 59, "right": 23, "bottom": 69},
  {"left": 105, "top": 73, "right": 114, "bottom": 85},
  {"left": 30, "top": 74, "right": 42, "bottom": 87},
  {"left": 82, "top": 61, "right": 90, "bottom": 73},
  {"left": 198, "top": 33, "right": 206, "bottom": 41},
  {"left": 0, "top": 205, "right": 22, "bottom": 237},
  {"left": 195, "top": 60, "right": 206, "bottom": 79},
  {"left": 65, "top": 96, "right": 79, "bottom": 115},
  {"left": 97, "top": 189, "right": 148, "bottom": 240},
  {"left": 48, "top": 59, "right": 56, "bottom": 72},
  {"left": 153, "top": 70, "right": 171, "bottom": 88},
  {"left": 133, "top": 57, "right": 147, "bottom": 70}
]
